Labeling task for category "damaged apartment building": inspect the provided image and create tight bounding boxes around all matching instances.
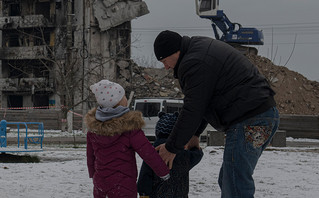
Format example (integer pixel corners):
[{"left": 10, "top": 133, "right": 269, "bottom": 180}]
[{"left": 0, "top": 0, "right": 149, "bottom": 113}]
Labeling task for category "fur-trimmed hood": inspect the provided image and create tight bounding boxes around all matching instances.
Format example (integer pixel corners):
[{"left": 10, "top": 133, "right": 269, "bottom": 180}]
[{"left": 85, "top": 108, "right": 145, "bottom": 136}]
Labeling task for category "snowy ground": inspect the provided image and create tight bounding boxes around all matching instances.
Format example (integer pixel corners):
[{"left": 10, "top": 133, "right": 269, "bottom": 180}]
[{"left": 0, "top": 134, "right": 319, "bottom": 198}]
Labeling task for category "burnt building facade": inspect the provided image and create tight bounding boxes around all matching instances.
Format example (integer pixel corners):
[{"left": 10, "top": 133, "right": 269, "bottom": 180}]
[{"left": 0, "top": 0, "right": 148, "bottom": 112}]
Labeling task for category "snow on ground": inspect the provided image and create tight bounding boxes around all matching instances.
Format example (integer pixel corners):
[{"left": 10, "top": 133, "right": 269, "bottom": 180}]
[{"left": 0, "top": 137, "right": 319, "bottom": 198}]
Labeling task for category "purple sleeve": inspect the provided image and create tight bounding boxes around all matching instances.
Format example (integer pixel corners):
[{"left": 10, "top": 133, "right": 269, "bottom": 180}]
[
  {"left": 130, "top": 130, "right": 170, "bottom": 177},
  {"left": 86, "top": 132, "right": 95, "bottom": 178}
]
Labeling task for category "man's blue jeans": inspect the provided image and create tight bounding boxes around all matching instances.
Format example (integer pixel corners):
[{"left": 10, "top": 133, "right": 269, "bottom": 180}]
[{"left": 218, "top": 107, "right": 280, "bottom": 198}]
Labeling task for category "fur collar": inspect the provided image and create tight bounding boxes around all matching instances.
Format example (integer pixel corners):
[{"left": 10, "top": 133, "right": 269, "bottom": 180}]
[{"left": 85, "top": 108, "right": 145, "bottom": 136}]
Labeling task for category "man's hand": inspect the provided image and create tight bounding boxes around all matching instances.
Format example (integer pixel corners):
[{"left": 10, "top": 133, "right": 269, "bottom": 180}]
[
  {"left": 184, "top": 136, "right": 200, "bottom": 150},
  {"left": 155, "top": 143, "right": 176, "bottom": 169}
]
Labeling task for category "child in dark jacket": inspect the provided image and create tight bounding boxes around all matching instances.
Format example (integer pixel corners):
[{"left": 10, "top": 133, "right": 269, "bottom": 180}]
[
  {"left": 137, "top": 112, "right": 203, "bottom": 198},
  {"left": 85, "top": 80, "right": 170, "bottom": 198}
]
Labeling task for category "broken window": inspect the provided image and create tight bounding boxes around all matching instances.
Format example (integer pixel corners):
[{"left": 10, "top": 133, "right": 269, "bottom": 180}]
[
  {"left": 3, "top": 29, "right": 51, "bottom": 47},
  {"left": 7, "top": 95, "right": 23, "bottom": 109},
  {"left": 6, "top": 60, "right": 51, "bottom": 79},
  {"left": 35, "top": 2, "right": 50, "bottom": 20},
  {"left": 8, "top": 33, "right": 20, "bottom": 47},
  {"left": 9, "top": 3, "right": 21, "bottom": 16},
  {"left": 33, "top": 94, "right": 49, "bottom": 108}
]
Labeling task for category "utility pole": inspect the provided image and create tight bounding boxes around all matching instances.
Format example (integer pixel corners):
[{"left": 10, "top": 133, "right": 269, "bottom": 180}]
[
  {"left": 81, "top": 0, "right": 90, "bottom": 133},
  {"left": 67, "top": 0, "right": 73, "bottom": 51},
  {"left": 66, "top": 0, "right": 73, "bottom": 133}
]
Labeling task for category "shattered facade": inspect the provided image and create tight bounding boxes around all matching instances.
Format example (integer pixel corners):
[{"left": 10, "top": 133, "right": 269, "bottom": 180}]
[{"left": 0, "top": 0, "right": 149, "bottom": 112}]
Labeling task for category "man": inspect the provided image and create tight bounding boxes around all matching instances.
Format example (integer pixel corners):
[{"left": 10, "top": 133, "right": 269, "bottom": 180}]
[{"left": 154, "top": 30, "right": 279, "bottom": 198}]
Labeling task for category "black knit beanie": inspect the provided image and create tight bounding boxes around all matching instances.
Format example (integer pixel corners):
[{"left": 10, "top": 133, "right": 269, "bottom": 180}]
[
  {"left": 153, "top": 30, "right": 182, "bottom": 60},
  {"left": 155, "top": 111, "right": 179, "bottom": 139}
]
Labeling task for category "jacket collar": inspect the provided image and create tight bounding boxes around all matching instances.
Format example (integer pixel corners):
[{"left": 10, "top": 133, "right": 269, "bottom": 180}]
[
  {"left": 174, "top": 36, "right": 191, "bottom": 79},
  {"left": 85, "top": 108, "right": 145, "bottom": 136}
]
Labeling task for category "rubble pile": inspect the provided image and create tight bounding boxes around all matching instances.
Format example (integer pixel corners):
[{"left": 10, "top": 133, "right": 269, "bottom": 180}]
[
  {"left": 248, "top": 55, "right": 319, "bottom": 115},
  {"left": 120, "top": 55, "right": 319, "bottom": 115},
  {"left": 121, "top": 62, "right": 183, "bottom": 99}
]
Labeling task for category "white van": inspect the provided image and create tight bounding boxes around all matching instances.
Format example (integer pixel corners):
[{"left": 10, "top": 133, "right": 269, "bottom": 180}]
[
  {"left": 133, "top": 98, "right": 183, "bottom": 139},
  {"left": 133, "top": 98, "right": 214, "bottom": 140}
]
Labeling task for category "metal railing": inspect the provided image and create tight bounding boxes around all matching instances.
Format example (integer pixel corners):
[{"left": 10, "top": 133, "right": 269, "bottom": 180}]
[{"left": 0, "top": 120, "right": 44, "bottom": 152}]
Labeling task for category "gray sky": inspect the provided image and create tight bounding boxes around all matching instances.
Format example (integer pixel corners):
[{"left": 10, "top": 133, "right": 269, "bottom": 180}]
[{"left": 131, "top": 0, "right": 319, "bottom": 81}]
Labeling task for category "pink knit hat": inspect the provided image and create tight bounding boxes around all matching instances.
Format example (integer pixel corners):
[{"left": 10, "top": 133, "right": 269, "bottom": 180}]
[{"left": 89, "top": 80, "right": 125, "bottom": 108}]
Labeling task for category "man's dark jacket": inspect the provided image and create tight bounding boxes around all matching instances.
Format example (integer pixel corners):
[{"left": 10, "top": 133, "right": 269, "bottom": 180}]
[{"left": 166, "top": 36, "right": 276, "bottom": 154}]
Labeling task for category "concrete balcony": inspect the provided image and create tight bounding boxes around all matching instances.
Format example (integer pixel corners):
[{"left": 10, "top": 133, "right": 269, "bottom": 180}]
[
  {"left": 0, "top": 15, "right": 54, "bottom": 29},
  {"left": 0, "top": 45, "right": 50, "bottom": 60},
  {"left": 0, "top": 77, "right": 54, "bottom": 93}
]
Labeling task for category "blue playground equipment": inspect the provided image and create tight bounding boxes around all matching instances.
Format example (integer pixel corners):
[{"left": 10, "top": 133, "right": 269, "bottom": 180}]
[{"left": 0, "top": 120, "right": 44, "bottom": 153}]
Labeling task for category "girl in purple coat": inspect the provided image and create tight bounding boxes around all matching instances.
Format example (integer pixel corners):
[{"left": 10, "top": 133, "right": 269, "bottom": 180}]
[{"left": 85, "top": 80, "right": 170, "bottom": 198}]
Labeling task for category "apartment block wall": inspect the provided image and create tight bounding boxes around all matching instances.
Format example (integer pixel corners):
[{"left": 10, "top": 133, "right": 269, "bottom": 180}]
[{"left": 0, "top": 0, "right": 149, "bottom": 128}]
